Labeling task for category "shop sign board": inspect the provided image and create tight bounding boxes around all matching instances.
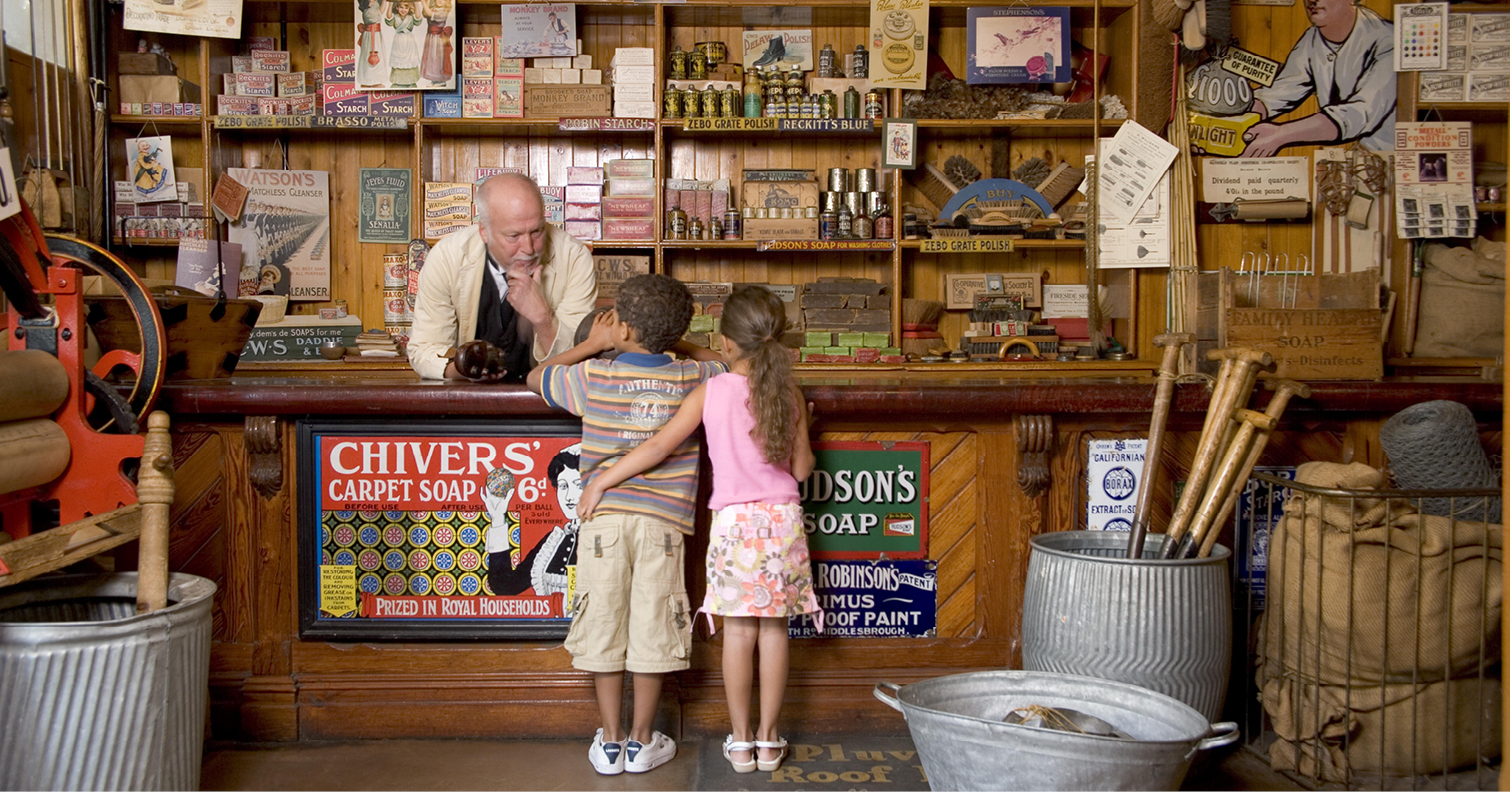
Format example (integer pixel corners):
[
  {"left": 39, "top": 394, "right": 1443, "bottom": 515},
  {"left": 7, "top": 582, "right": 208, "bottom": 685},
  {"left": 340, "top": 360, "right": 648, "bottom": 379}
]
[
  {"left": 557, "top": 117, "right": 655, "bottom": 132},
  {"left": 919, "top": 238, "right": 1015, "bottom": 253},
  {"left": 297, "top": 419, "right": 582, "bottom": 641},
  {"left": 756, "top": 240, "right": 895, "bottom": 252},
  {"left": 212, "top": 115, "right": 409, "bottom": 130},
  {"left": 801, "top": 441, "right": 929, "bottom": 559},
  {"left": 790, "top": 560, "right": 937, "bottom": 638}
]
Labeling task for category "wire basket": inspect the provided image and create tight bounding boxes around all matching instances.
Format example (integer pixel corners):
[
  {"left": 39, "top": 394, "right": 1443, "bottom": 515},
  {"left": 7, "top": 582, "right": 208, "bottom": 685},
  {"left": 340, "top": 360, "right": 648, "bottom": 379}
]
[{"left": 1235, "top": 470, "right": 1502, "bottom": 791}]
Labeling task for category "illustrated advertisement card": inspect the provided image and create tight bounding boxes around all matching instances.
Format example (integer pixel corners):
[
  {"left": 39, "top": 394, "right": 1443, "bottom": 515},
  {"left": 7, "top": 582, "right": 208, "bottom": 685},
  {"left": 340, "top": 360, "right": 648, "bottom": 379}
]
[
  {"left": 175, "top": 238, "right": 242, "bottom": 297},
  {"left": 965, "top": 7, "right": 1071, "bottom": 85},
  {"left": 126, "top": 136, "right": 177, "bottom": 204},
  {"left": 354, "top": 0, "right": 457, "bottom": 91},
  {"left": 227, "top": 168, "right": 331, "bottom": 301},
  {"left": 741, "top": 29, "right": 814, "bottom": 71},
  {"left": 1094, "top": 120, "right": 1179, "bottom": 225},
  {"left": 359, "top": 168, "right": 413, "bottom": 243},
  {"left": 869, "top": 0, "right": 929, "bottom": 89},
  {"left": 123, "top": 0, "right": 242, "bottom": 39},
  {"left": 299, "top": 421, "right": 584, "bottom": 641},
  {"left": 497, "top": 4, "right": 578, "bottom": 58}
]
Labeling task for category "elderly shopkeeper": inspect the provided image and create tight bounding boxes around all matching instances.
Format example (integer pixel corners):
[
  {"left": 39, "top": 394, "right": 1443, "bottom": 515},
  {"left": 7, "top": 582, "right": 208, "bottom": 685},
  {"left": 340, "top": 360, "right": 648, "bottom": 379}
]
[{"left": 408, "top": 173, "right": 598, "bottom": 381}]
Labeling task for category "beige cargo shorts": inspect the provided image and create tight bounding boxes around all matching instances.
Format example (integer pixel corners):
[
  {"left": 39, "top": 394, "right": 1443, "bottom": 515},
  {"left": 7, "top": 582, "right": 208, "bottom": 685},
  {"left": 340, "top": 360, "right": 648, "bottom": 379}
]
[{"left": 564, "top": 513, "right": 693, "bottom": 674}]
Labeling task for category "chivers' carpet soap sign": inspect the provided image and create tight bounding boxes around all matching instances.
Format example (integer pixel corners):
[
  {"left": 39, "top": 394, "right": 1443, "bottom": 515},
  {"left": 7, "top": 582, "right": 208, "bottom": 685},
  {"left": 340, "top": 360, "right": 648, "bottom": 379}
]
[{"left": 360, "top": 168, "right": 413, "bottom": 243}]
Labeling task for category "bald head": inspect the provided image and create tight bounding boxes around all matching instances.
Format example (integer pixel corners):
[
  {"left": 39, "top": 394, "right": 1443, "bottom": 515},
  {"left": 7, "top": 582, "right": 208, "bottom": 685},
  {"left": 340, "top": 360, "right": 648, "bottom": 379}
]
[{"left": 476, "top": 173, "right": 549, "bottom": 275}]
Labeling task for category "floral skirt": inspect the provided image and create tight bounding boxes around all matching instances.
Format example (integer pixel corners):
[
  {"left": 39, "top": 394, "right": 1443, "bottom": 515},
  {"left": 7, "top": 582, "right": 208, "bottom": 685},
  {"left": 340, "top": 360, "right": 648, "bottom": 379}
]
[{"left": 701, "top": 501, "right": 821, "bottom": 625}]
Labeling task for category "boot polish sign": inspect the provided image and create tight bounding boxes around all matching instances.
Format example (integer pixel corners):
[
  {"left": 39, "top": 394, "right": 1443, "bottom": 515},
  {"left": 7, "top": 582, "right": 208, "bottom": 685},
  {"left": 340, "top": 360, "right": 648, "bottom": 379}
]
[{"left": 742, "top": 29, "right": 814, "bottom": 71}]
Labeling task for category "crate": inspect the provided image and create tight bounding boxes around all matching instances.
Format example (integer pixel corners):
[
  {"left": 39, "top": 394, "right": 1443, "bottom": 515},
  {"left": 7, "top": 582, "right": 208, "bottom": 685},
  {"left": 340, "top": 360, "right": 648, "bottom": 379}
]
[
  {"left": 522, "top": 84, "right": 610, "bottom": 117},
  {"left": 1197, "top": 269, "right": 1383, "bottom": 381}
]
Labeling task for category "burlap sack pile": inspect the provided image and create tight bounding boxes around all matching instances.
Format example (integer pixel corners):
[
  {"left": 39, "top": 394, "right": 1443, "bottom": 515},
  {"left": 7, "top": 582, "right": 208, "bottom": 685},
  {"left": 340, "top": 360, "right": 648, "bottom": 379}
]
[{"left": 1256, "top": 462, "right": 1502, "bottom": 781}]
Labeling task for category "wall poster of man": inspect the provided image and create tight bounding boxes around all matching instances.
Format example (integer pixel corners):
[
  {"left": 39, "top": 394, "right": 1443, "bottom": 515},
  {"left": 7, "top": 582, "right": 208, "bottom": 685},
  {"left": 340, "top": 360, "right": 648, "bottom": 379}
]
[{"left": 127, "top": 135, "right": 177, "bottom": 204}]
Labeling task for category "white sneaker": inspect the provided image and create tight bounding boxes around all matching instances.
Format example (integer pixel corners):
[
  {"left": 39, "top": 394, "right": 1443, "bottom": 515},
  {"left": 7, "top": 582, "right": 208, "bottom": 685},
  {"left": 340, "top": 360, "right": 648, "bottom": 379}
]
[
  {"left": 624, "top": 731, "right": 676, "bottom": 773},
  {"left": 588, "top": 728, "right": 625, "bottom": 775}
]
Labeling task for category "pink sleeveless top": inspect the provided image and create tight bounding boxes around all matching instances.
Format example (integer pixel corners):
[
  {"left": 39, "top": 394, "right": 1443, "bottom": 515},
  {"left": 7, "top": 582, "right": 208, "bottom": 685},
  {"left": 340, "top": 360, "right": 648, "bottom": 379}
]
[{"left": 702, "top": 373, "right": 800, "bottom": 511}]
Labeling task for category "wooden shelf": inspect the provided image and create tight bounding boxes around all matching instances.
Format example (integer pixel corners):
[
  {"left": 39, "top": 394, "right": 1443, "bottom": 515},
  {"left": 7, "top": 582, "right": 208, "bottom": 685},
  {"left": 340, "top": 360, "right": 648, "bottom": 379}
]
[
  {"left": 899, "top": 238, "right": 1086, "bottom": 249},
  {"left": 420, "top": 117, "right": 654, "bottom": 135},
  {"left": 1411, "top": 102, "right": 1510, "bottom": 122},
  {"left": 914, "top": 118, "right": 1124, "bottom": 137},
  {"left": 111, "top": 114, "right": 203, "bottom": 126}
]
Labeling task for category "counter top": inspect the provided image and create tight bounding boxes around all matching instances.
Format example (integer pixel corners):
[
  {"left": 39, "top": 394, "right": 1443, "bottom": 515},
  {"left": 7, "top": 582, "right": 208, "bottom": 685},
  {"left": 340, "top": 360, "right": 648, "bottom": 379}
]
[{"left": 161, "top": 374, "right": 1504, "bottom": 421}]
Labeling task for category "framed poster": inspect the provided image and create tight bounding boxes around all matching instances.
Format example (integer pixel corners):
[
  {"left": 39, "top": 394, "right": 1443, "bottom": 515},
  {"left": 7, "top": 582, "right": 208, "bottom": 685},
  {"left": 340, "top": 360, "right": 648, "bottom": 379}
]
[
  {"left": 359, "top": 168, "right": 413, "bottom": 243},
  {"left": 298, "top": 418, "right": 583, "bottom": 641},
  {"left": 799, "top": 441, "right": 930, "bottom": 560},
  {"left": 882, "top": 118, "right": 918, "bottom": 170},
  {"left": 355, "top": 0, "right": 458, "bottom": 91},
  {"left": 965, "top": 6, "right": 1072, "bottom": 84},
  {"left": 226, "top": 168, "right": 330, "bottom": 301}
]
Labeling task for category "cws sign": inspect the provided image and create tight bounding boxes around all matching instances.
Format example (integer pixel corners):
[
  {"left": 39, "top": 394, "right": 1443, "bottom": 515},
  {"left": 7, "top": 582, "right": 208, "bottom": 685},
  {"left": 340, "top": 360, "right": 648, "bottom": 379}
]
[{"left": 800, "top": 441, "right": 929, "bottom": 559}]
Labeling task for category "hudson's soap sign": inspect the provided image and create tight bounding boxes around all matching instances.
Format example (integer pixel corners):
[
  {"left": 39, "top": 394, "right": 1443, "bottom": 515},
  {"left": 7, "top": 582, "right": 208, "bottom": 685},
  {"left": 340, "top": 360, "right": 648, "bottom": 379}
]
[
  {"left": 801, "top": 441, "right": 929, "bottom": 559},
  {"left": 298, "top": 420, "right": 583, "bottom": 641}
]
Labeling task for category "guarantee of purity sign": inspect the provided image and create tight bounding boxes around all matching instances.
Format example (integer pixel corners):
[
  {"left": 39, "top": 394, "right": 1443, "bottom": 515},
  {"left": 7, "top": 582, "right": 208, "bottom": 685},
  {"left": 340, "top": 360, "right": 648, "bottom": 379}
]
[
  {"left": 799, "top": 441, "right": 929, "bottom": 560},
  {"left": 297, "top": 419, "right": 582, "bottom": 641}
]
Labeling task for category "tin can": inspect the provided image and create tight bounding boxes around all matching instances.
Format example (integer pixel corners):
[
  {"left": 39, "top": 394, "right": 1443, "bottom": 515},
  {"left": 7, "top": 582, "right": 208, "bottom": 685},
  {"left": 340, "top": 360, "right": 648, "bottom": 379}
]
[
  {"left": 669, "top": 47, "right": 688, "bottom": 80},
  {"left": 723, "top": 208, "right": 742, "bottom": 239},
  {"left": 702, "top": 86, "right": 719, "bottom": 117},
  {"left": 850, "top": 45, "right": 869, "bottom": 78},
  {"left": 820, "top": 190, "right": 842, "bottom": 213},
  {"left": 334, "top": 299, "right": 349, "bottom": 319},
  {"left": 854, "top": 213, "right": 874, "bottom": 239},
  {"left": 385, "top": 324, "right": 411, "bottom": 348},
  {"left": 844, "top": 191, "right": 865, "bottom": 219},
  {"left": 689, "top": 50, "right": 708, "bottom": 80},
  {"left": 383, "top": 288, "right": 408, "bottom": 323},
  {"left": 864, "top": 90, "right": 885, "bottom": 118},
  {"left": 383, "top": 253, "right": 407, "bottom": 287},
  {"left": 696, "top": 41, "right": 726, "bottom": 67},
  {"left": 804, "top": 205, "right": 820, "bottom": 220},
  {"left": 868, "top": 190, "right": 888, "bottom": 218},
  {"left": 1476, "top": 186, "right": 1489, "bottom": 202},
  {"left": 668, "top": 207, "right": 689, "bottom": 239},
  {"left": 828, "top": 168, "right": 850, "bottom": 192},
  {"left": 721, "top": 87, "right": 739, "bottom": 118},
  {"left": 663, "top": 87, "right": 683, "bottom": 118},
  {"left": 820, "top": 90, "right": 837, "bottom": 118},
  {"left": 855, "top": 168, "right": 878, "bottom": 192},
  {"left": 1492, "top": 186, "right": 1504, "bottom": 202},
  {"left": 819, "top": 211, "right": 838, "bottom": 240},
  {"left": 843, "top": 86, "right": 861, "bottom": 119},
  {"left": 817, "top": 44, "right": 838, "bottom": 77}
]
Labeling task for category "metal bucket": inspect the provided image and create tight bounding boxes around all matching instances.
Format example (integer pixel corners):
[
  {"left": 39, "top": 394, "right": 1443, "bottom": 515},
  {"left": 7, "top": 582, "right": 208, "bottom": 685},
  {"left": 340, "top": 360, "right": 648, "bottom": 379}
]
[
  {"left": 0, "top": 573, "right": 216, "bottom": 790},
  {"left": 874, "top": 670, "right": 1238, "bottom": 791},
  {"left": 1022, "top": 531, "right": 1231, "bottom": 721}
]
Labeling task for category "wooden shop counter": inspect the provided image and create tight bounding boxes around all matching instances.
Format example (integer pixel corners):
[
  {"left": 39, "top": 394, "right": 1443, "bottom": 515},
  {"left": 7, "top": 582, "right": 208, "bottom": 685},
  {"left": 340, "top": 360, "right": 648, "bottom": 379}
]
[{"left": 158, "top": 373, "right": 1501, "bottom": 741}]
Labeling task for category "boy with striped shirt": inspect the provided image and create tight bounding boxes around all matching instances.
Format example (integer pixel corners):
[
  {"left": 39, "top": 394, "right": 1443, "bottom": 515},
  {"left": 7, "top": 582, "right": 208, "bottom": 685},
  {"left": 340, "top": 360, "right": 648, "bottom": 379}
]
[{"left": 527, "top": 274, "right": 725, "bottom": 775}]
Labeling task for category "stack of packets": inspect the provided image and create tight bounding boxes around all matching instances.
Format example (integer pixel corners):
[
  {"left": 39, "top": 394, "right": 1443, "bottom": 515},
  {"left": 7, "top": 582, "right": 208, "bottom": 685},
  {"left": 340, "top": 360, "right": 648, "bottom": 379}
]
[
  {"left": 318, "top": 49, "right": 415, "bottom": 118},
  {"left": 218, "top": 38, "right": 316, "bottom": 117},
  {"left": 382, "top": 252, "right": 413, "bottom": 347},
  {"left": 610, "top": 48, "right": 655, "bottom": 119},
  {"left": 458, "top": 37, "right": 527, "bottom": 118},
  {"left": 602, "top": 159, "right": 655, "bottom": 240},
  {"left": 1394, "top": 121, "right": 1477, "bottom": 239},
  {"left": 425, "top": 182, "right": 474, "bottom": 240},
  {"left": 1418, "top": 12, "right": 1510, "bottom": 103},
  {"left": 664, "top": 178, "right": 733, "bottom": 236},
  {"left": 113, "top": 174, "right": 208, "bottom": 244}
]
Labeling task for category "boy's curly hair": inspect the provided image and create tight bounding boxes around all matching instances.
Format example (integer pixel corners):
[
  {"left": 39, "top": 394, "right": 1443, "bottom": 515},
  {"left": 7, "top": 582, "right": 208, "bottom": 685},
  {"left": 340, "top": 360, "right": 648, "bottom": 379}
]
[{"left": 615, "top": 274, "right": 693, "bottom": 353}]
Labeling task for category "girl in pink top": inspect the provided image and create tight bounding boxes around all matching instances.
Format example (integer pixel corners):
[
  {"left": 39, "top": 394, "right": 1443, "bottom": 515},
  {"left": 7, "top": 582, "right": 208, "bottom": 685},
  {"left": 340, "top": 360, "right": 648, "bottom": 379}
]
[{"left": 579, "top": 285, "right": 819, "bottom": 775}]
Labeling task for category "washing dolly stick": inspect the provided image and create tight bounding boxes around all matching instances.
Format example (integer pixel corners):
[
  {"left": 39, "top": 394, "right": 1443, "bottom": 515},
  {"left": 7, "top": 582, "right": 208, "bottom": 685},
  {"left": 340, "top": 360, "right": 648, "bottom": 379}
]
[
  {"left": 1173, "top": 407, "right": 1277, "bottom": 560},
  {"left": 1194, "top": 379, "right": 1311, "bottom": 559},
  {"left": 1158, "top": 347, "right": 1273, "bottom": 559},
  {"left": 1127, "top": 331, "right": 1195, "bottom": 560}
]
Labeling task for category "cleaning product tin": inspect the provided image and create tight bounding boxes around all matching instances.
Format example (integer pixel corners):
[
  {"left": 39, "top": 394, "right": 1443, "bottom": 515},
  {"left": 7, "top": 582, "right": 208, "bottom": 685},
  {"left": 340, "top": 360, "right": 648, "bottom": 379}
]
[
  {"left": 820, "top": 190, "right": 842, "bottom": 213},
  {"left": 817, "top": 43, "right": 837, "bottom": 77},
  {"left": 669, "top": 47, "right": 687, "bottom": 80},
  {"left": 827, "top": 168, "right": 850, "bottom": 192},
  {"left": 863, "top": 90, "right": 884, "bottom": 118},
  {"left": 696, "top": 41, "right": 727, "bottom": 67},
  {"left": 688, "top": 50, "right": 708, "bottom": 80},
  {"left": 721, "top": 87, "right": 739, "bottom": 117},
  {"left": 844, "top": 190, "right": 865, "bottom": 219},
  {"left": 723, "top": 208, "right": 741, "bottom": 239},
  {"left": 868, "top": 190, "right": 887, "bottom": 218},
  {"left": 855, "top": 168, "right": 877, "bottom": 192},
  {"left": 850, "top": 45, "right": 869, "bottom": 78},
  {"left": 663, "top": 86, "right": 683, "bottom": 118}
]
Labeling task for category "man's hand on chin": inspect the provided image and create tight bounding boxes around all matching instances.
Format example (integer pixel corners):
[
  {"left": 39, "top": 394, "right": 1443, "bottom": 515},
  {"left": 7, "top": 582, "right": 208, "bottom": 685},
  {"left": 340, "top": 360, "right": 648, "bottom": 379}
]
[{"left": 505, "top": 263, "right": 551, "bottom": 326}]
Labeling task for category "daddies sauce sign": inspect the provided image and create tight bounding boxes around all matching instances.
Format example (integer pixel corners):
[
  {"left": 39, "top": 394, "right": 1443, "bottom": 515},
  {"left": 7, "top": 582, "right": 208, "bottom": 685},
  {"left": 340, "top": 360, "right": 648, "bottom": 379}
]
[{"left": 312, "top": 432, "right": 581, "bottom": 628}]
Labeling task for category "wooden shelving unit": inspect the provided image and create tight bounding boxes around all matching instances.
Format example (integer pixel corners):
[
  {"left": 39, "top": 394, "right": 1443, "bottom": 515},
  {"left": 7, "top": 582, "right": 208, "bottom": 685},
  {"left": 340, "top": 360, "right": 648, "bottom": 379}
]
[{"left": 108, "top": 0, "right": 1156, "bottom": 370}]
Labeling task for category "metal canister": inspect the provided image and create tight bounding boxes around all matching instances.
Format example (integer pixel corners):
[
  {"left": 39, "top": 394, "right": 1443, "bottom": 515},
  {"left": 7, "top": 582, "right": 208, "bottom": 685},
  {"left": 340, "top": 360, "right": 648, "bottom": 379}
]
[
  {"left": 720, "top": 87, "right": 739, "bottom": 118},
  {"left": 827, "top": 168, "right": 850, "bottom": 192},
  {"left": 663, "top": 86, "right": 683, "bottom": 118},
  {"left": 843, "top": 86, "right": 861, "bottom": 119},
  {"left": 820, "top": 90, "right": 837, "bottom": 118},
  {"left": 868, "top": 190, "right": 887, "bottom": 218},
  {"left": 787, "top": 66, "right": 803, "bottom": 89},
  {"left": 682, "top": 87, "right": 700, "bottom": 118},
  {"left": 334, "top": 299, "right": 349, "bottom": 319},
  {"left": 855, "top": 168, "right": 877, "bottom": 192},
  {"left": 669, "top": 47, "right": 687, "bottom": 80},
  {"left": 820, "top": 190, "right": 842, "bottom": 214},
  {"left": 844, "top": 190, "right": 865, "bottom": 219},
  {"left": 817, "top": 43, "right": 838, "bottom": 77},
  {"left": 701, "top": 85, "right": 719, "bottom": 117},
  {"left": 696, "top": 41, "right": 726, "bottom": 67},
  {"left": 819, "top": 210, "right": 838, "bottom": 240},
  {"left": 850, "top": 45, "right": 869, "bottom": 78},
  {"left": 864, "top": 89, "right": 885, "bottom": 118},
  {"left": 383, "top": 288, "right": 407, "bottom": 323},
  {"left": 723, "top": 208, "right": 742, "bottom": 239},
  {"left": 689, "top": 50, "right": 708, "bottom": 80}
]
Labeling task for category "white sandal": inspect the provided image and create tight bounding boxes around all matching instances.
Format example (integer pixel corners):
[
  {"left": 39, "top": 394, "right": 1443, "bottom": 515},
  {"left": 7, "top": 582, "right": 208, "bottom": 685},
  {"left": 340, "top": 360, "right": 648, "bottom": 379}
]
[
  {"left": 722, "top": 735, "right": 757, "bottom": 773},
  {"left": 755, "top": 737, "right": 788, "bottom": 772}
]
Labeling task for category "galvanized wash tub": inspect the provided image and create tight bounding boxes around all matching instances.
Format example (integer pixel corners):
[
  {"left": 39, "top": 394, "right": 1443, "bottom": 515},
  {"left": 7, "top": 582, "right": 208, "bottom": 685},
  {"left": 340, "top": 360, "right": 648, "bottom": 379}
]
[
  {"left": 0, "top": 573, "right": 215, "bottom": 791},
  {"left": 874, "top": 670, "right": 1239, "bottom": 791},
  {"left": 1022, "top": 531, "right": 1231, "bottom": 721}
]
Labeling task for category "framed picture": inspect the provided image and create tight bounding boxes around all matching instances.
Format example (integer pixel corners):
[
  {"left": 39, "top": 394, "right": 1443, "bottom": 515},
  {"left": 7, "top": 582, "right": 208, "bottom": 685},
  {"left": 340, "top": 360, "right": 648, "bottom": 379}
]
[
  {"left": 882, "top": 118, "right": 918, "bottom": 169},
  {"left": 966, "top": 6, "right": 1072, "bottom": 84}
]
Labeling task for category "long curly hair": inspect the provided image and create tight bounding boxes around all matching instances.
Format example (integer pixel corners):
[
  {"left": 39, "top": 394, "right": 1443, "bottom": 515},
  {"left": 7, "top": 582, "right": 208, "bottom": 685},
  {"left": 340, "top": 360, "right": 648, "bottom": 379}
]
[{"left": 720, "top": 285, "right": 797, "bottom": 465}]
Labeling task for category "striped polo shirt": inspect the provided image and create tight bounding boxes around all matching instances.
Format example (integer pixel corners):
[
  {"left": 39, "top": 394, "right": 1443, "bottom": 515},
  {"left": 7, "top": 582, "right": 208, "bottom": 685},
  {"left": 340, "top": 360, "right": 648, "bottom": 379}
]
[{"left": 540, "top": 353, "right": 727, "bottom": 534}]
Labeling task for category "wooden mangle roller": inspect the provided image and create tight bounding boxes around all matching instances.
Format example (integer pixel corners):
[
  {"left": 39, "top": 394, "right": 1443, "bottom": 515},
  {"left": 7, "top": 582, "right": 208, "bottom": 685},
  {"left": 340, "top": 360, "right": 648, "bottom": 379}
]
[{"left": 0, "top": 349, "right": 71, "bottom": 496}]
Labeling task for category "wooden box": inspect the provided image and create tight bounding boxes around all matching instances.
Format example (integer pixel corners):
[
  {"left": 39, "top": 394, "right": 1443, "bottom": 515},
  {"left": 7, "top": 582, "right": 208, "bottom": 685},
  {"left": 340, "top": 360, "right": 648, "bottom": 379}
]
[
  {"left": 118, "top": 53, "right": 175, "bottom": 75},
  {"left": 523, "top": 85, "right": 610, "bottom": 117},
  {"left": 1198, "top": 269, "right": 1383, "bottom": 381}
]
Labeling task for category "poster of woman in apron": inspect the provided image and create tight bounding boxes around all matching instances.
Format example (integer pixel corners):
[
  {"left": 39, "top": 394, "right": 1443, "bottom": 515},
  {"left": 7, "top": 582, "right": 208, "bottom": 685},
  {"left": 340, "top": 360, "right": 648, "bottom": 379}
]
[
  {"left": 355, "top": 0, "right": 388, "bottom": 88},
  {"left": 418, "top": 0, "right": 456, "bottom": 88},
  {"left": 385, "top": 0, "right": 423, "bottom": 89}
]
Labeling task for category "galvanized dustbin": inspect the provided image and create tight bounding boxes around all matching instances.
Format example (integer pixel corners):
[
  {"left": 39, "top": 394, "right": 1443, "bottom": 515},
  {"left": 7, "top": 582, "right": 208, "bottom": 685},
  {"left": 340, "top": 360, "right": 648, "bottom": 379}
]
[
  {"left": 0, "top": 573, "right": 215, "bottom": 791},
  {"left": 1022, "top": 531, "right": 1232, "bottom": 721}
]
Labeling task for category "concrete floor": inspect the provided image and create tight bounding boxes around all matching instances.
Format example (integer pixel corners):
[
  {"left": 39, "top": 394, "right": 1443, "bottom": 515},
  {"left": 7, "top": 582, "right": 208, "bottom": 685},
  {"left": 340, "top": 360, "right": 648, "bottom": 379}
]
[{"left": 201, "top": 737, "right": 1306, "bottom": 791}]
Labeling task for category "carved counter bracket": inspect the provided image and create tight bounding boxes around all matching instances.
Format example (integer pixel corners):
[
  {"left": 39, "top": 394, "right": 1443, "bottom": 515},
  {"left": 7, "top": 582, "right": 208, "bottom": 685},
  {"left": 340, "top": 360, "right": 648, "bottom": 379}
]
[
  {"left": 1014, "top": 414, "right": 1054, "bottom": 497},
  {"left": 245, "top": 416, "right": 283, "bottom": 499}
]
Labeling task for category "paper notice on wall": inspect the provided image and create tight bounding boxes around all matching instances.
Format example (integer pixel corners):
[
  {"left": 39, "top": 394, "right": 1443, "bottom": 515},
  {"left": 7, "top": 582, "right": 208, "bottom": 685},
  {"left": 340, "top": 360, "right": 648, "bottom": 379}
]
[
  {"left": 0, "top": 148, "right": 19, "bottom": 222},
  {"left": 1395, "top": 3, "right": 1450, "bottom": 71},
  {"left": 124, "top": 0, "right": 242, "bottom": 39},
  {"left": 1200, "top": 157, "right": 1310, "bottom": 202},
  {"left": 1087, "top": 439, "right": 1147, "bottom": 532},
  {"left": 1096, "top": 121, "right": 1179, "bottom": 225},
  {"left": 1394, "top": 121, "right": 1475, "bottom": 239}
]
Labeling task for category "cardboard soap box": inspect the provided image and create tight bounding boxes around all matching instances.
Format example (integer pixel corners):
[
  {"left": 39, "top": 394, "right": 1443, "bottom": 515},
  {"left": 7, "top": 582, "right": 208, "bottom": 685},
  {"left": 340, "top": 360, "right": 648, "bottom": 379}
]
[
  {"left": 742, "top": 180, "right": 819, "bottom": 214},
  {"left": 120, "top": 75, "right": 201, "bottom": 105},
  {"left": 118, "top": 52, "right": 175, "bottom": 75}
]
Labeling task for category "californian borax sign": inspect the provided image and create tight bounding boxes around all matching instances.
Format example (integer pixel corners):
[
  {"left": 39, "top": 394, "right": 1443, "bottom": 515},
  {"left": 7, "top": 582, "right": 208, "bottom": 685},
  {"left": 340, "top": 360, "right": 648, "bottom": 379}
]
[
  {"left": 298, "top": 420, "right": 583, "bottom": 641},
  {"left": 800, "top": 441, "right": 929, "bottom": 559},
  {"left": 790, "top": 560, "right": 937, "bottom": 638}
]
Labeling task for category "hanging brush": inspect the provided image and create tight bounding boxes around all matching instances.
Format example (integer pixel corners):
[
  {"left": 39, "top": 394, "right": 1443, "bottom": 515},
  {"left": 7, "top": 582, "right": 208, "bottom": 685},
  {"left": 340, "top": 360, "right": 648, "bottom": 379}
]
[
  {"left": 910, "top": 163, "right": 961, "bottom": 211},
  {"left": 1036, "top": 163, "right": 1086, "bottom": 210},
  {"left": 1203, "top": 0, "right": 1231, "bottom": 55},
  {"left": 1013, "top": 157, "right": 1052, "bottom": 188},
  {"left": 943, "top": 155, "right": 983, "bottom": 190}
]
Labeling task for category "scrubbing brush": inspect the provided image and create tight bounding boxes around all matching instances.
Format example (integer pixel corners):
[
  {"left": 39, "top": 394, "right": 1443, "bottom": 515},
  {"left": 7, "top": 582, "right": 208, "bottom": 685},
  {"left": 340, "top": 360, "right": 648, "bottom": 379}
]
[
  {"left": 1013, "top": 157, "right": 1052, "bottom": 189},
  {"left": 943, "top": 155, "right": 983, "bottom": 190},
  {"left": 1203, "top": 0, "right": 1231, "bottom": 54},
  {"left": 910, "top": 163, "right": 960, "bottom": 211},
  {"left": 1035, "top": 163, "right": 1085, "bottom": 210},
  {"left": 902, "top": 298, "right": 945, "bottom": 331}
]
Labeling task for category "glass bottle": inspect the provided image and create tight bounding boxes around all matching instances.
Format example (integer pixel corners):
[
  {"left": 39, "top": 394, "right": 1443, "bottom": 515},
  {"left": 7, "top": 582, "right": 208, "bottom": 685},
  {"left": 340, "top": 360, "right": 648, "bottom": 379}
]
[
  {"left": 873, "top": 203, "right": 893, "bottom": 239},
  {"left": 744, "top": 69, "right": 763, "bottom": 118},
  {"left": 836, "top": 204, "right": 853, "bottom": 238},
  {"left": 688, "top": 215, "right": 704, "bottom": 240},
  {"left": 853, "top": 203, "right": 873, "bottom": 239},
  {"left": 667, "top": 207, "right": 688, "bottom": 240}
]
